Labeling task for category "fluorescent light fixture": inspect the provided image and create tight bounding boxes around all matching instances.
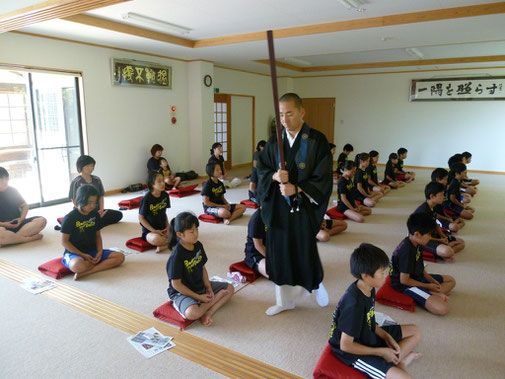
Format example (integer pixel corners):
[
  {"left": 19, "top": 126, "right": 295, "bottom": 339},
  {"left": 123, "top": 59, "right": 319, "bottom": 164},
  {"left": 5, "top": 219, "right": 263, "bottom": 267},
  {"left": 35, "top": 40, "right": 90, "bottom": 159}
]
[
  {"left": 405, "top": 47, "right": 424, "bottom": 59},
  {"left": 122, "top": 12, "right": 191, "bottom": 35},
  {"left": 283, "top": 57, "right": 313, "bottom": 67},
  {"left": 337, "top": 0, "right": 366, "bottom": 12}
]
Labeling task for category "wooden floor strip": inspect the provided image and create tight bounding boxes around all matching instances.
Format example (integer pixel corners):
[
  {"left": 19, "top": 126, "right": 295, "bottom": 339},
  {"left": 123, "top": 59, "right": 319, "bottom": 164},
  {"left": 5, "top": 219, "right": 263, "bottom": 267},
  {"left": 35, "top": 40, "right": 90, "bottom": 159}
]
[{"left": 0, "top": 258, "right": 301, "bottom": 379}]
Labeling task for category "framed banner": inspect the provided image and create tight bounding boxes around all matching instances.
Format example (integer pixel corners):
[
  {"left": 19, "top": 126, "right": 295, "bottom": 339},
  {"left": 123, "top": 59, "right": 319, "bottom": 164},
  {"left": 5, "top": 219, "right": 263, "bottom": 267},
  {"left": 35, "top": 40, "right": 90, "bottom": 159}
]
[
  {"left": 410, "top": 76, "right": 505, "bottom": 101},
  {"left": 112, "top": 58, "right": 172, "bottom": 89}
]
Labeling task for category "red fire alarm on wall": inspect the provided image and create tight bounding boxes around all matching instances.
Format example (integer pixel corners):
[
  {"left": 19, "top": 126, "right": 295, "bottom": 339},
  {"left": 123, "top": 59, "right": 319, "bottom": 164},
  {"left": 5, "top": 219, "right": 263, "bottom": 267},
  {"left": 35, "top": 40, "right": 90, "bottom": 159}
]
[{"left": 171, "top": 106, "right": 177, "bottom": 125}]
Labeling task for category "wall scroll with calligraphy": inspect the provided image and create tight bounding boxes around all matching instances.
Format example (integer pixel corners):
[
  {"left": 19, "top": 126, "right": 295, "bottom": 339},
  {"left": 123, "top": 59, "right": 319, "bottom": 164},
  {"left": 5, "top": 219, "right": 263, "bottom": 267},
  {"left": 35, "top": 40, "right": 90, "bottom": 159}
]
[
  {"left": 410, "top": 77, "right": 505, "bottom": 101},
  {"left": 112, "top": 58, "right": 172, "bottom": 89}
]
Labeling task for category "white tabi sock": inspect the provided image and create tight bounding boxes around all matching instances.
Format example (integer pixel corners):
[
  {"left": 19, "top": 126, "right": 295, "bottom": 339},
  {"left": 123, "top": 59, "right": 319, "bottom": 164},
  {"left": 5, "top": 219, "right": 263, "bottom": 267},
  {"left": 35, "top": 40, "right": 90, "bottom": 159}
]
[
  {"left": 266, "top": 285, "right": 296, "bottom": 316},
  {"left": 314, "top": 282, "right": 329, "bottom": 307}
]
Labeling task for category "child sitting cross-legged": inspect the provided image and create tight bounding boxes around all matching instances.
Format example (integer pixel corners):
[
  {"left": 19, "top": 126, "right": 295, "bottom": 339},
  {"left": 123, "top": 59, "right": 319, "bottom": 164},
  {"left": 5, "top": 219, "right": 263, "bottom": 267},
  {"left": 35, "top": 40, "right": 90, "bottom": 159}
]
[
  {"left": 329, "top": 243, "right": 422, "bottom": 379},
  {"left": 444, "top": 163, "right": 475, "bottom": 220},
  {"left": 430, "top": 168, "right": 465, "bottom": 232},
  {"left": 166, "top": 212, "right": 234, "bottom": 326},
  {"left": 316, "top": 217, "right": 347, "bottom": 242},
  {"left": 61, "top": 184, "right": 125, "bottom": 280},
  {"left": 202, "top": 162, "right": 246, "bottom": 225},
  {"left": 390, "top": 212, "right": 456, "bottom": 316},
  {"left": 336, "top": 160, "right": 371, "bottom": 223}
]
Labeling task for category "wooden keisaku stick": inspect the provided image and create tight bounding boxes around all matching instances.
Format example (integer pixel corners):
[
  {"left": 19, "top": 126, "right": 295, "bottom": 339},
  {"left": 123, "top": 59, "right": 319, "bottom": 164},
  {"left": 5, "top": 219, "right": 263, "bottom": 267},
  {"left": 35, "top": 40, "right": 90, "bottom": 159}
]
[{"left": 267, "top": 30, "right": 285, "bottom": 171}]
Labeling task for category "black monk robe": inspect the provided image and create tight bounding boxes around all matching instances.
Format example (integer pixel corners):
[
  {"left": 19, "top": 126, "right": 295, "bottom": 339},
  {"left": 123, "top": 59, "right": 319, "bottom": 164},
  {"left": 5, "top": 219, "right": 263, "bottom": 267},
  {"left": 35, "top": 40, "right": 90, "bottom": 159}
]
[{"left": 256, "top": 123, "right": 333, "bottom": 291}]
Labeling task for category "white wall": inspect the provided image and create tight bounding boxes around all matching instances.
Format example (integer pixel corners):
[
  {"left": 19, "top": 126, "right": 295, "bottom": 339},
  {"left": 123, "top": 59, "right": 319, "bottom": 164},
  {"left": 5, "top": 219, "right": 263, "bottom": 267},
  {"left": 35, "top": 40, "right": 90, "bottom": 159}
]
[
  {"left": 293, "top": 69, "right": 505, "bottom": 172},
  {"left": 214, "top": 67, "right": 274, "bottom": 162},
  {"left": 230, "top": 96, "right": 253, "bottom": 165},
  {"left": 0, "top": 32, "right": 191, "bottom": 190}
]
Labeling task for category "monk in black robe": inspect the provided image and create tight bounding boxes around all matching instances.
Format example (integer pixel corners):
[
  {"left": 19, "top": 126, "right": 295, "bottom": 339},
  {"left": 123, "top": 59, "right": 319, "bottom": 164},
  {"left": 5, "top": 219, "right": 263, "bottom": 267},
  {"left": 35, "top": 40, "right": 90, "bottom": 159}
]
[{"left": 256, "top": 93, "right": 333, "bottom": 315}]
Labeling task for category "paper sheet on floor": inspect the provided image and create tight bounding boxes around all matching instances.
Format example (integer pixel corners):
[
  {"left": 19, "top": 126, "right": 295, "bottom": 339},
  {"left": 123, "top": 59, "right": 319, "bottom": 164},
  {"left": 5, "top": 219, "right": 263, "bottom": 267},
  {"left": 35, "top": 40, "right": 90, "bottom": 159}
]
[
  {"left": 21, "top": 277, "right": 56, "bottom": 294},
  {"left": 127, "top": 327, "right": 175, "bottom": 358},
  {"left": 210, "top": 275, "right": 247, "bottom": 292}
]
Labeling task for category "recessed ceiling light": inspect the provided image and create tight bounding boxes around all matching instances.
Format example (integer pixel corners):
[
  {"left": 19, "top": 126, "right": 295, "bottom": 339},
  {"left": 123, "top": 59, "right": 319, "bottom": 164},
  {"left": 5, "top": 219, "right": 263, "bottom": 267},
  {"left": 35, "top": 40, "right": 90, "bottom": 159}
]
[
  {"left": 405, "top": 47, "right": 424, "bottom": 59},
  {"left": 122, "top": 13, "right": 192, "bottom": 35},
  {"left": 283, "top": 57, "right": 313, "bottom": 67},
  {"left": 337, "top": 0, "right": 366, "bottom": 12}
]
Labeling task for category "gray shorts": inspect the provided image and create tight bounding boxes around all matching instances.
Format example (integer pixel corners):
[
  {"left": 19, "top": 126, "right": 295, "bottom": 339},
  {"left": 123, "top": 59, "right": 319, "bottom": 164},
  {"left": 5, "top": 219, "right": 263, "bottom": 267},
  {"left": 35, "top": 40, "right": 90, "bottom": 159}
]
[{"left": 170, "top": 281, "right": 229, "bottom": 319}]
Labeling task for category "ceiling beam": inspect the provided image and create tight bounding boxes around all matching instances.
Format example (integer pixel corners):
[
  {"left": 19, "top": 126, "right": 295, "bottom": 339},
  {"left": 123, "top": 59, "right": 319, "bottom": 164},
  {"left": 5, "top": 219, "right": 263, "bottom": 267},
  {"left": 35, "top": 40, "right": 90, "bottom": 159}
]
[
  {"left": 256, "top": 55, "right": 505, "bottom": 72},
  {"left": 63, "top": 14, "right": 194, "bottom": 48},
  {"left": 194, "top": 2, "right": 505, "bottom": 48},
  {"left": 0, "top": 0, "right": 131, "bottom": 33}
]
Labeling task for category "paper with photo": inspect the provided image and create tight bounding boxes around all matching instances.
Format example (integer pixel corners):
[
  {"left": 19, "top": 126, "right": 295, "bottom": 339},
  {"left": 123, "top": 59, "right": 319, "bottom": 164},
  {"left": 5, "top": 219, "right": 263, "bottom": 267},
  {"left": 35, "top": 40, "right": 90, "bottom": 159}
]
[
  {"left": 210, "top": 275, "right": 247, "bottom": 292},
  {"left": 21, "top": 277, "right": 56, "bottom": 294},
  {"left": 127, "top": 327, "right": 175, "bottom": 358}
]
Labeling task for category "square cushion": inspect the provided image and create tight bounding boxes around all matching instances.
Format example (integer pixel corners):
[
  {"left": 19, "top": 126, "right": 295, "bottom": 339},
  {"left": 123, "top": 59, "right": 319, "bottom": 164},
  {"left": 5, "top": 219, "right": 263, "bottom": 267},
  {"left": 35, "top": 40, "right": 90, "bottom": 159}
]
[
  {"left": 229, "top": 260, "right": 260, "bottom": 283},
  {"left": 240, "top": 199, "right": 259, "bottom": 209},
  {"left": 376, "top": 276, "right": 416, "bottom": 312},
  {"left": 38, "top": 258, "right": 72, "bottom": 279},
  {"left": 325, "top": 207, "right": 346, "bottom": 220},
  {"left": 313, "top": 344, "right": 367, "bottom": 379},
  {"left": 396, "top": 174, "right": 407, "bottom": 181},
  {"left": 153, "top": 301, "right": 194, "bottom": 330},
  {"left": 421, "top": 249, "right": 437, "bottom": 263},
  {"left": 56, "top": 217, "right": 64, "bottom": 225},
  {"left": 198, "top": 214, "right": 223, "bottom": 224},
  {"left": 118, "top": 196, "right": 142, "bottom": 210},
  {"left": 169, "top": 184, "right": 200, "bottom": 198},
  {"left": 125, "top": 237, "right": 155, "bottom": 252}
]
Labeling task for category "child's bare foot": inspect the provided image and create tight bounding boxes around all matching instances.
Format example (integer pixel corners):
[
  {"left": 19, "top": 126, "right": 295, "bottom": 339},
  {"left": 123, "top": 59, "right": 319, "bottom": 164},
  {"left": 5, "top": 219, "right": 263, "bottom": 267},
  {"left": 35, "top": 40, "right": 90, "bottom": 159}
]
[
  {"left": 200, "top": 313, "right": 213, "bottom": 326},
  {"left": 223, "top": 219, "right": 230, "bottom": 225},
  {"left": 73, "top": 272, "right": 80, "bottom": 281},
  {"left": 443, "top": 256, "right": 455, "bottom": 263},
  {"left": 30, "top": 233, "right": 44, "bottom": 241},
  {"left": 156, "top": 245, "right": 168, "bottom": 254},
  {"left": 402, "top": 352, "right": 422, "bottom": 367},
  {"left": 434, "top": 292, "right": 450, "bottom": 301}
]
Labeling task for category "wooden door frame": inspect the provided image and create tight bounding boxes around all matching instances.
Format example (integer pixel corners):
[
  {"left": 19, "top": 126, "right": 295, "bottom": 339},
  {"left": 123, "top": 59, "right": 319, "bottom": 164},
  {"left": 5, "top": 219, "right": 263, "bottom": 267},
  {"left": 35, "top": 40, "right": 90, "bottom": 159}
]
[
  {"left": 214, "top": 93, "right": 256, "bottom": 168},
  {"left": 301, "top": 97, "right": 335, "bottom": 144},
  {"left": 214, "top": 93, "right": 232, "bottom": 170}
]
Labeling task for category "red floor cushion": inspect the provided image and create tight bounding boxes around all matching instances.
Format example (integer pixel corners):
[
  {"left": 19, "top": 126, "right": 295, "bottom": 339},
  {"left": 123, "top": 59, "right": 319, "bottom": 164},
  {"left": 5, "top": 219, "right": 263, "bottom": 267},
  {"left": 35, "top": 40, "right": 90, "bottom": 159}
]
[
  {"left": 313, "top": 344, "right": 367, "bottom": 379},
  {"left": 229, "top": 260, "right": 260, "bottom": 283},
  {"left": 125, "top": 237, "right": 155, "bottom": 252},
  {"left": 38, "top": 258, "right": 72, "bottom": 279},
  {"left": 326, "top": 207, "right": 346, "bottom": 220},
  {"left": 376, "top": 276, "right": 415, "bottom": 312},
  {"left": 240, "top": 199, "right": 259, "bottom": 209},
  {"left": 118, "top": 196, "right": 142, "bottom": 210},
  {"left": 169, "top": 184, "right": 200, "bottom": 198},
  {"left": 198, "top": 214, "right": 223, "bottom": 223},
  {"left": 396, "top": 174, "right": 406, "bottom": 181},
  {"left": 153, "top": 301, "right": 195, "bottom": 330},
  {"left": 422, "top": 249, "right": 437, "bottom": 263},
  {"left": 56, "top": 217, "right": 64, "bottom": 225}
]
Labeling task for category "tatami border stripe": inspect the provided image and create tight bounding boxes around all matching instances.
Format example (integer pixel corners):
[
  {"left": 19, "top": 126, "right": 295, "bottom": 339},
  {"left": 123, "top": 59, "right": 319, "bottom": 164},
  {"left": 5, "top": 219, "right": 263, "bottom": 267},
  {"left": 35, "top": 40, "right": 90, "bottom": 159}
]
[{"left": 0, "top": 258, "right": 300, "bottom": 379}]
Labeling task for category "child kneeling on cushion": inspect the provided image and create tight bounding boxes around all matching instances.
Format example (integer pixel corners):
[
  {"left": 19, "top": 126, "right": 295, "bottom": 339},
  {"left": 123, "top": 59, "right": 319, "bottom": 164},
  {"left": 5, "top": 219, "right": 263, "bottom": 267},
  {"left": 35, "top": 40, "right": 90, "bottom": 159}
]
[
  {"left": 166, "top": 212, "right": 234, "bottom": 326},
  {"left": 329, "top": 243, "right": 422, "bottom": 379},
  {"left": 201, "top": 162, "right": 246, "bottom": 225},
  {"left": 243, "top": 208, "right": 268, "bottom": 278},
  {"left": 61, "top": 184, "right": 124, "bottom": 280},
  {"left": 390, "top": 213, "right": 456, "bottom": 316}
]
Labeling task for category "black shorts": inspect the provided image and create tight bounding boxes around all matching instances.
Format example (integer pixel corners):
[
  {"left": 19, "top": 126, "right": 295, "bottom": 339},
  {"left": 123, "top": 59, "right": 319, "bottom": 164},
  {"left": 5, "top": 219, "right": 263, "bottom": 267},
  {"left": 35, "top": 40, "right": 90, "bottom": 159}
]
[
  {"left": 245, "top": 250, "right": 265, "bottom": 272},
  {"left": 354, "top": 193, "right": 366, "bottom": 203},
  {"left": 423, "top": 240, "right": 441, "bottom": 255},
  {"left": 250, "top": 168, "right": 258, "bottom": 183},
  {"left": 5, "top": 216, "right": 39, "bottom": 233},
  {"left": 336, "top": 202, "right": 354, "bottom": 213},
  {"left": 347, "top": 325, "right": 403, "bottom": 379}
]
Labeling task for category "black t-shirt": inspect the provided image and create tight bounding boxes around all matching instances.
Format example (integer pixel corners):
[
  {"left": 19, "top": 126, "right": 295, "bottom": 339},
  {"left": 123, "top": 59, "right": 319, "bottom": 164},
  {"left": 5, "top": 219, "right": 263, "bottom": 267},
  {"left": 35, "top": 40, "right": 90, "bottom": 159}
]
[
  {"left": 337, "top": 153, "right": 347, "bottom": 169},
  {"left": 166, "top": 241, "right": 208, "bottom": 298},
  {"left": 328, "top": 281, "right": 378, "bottom": 365},
  {"left": 0, "top": 187, "right": 25, "bottom": 222},
  {"left": 447, "top": 170, "right": 455, "bottom": 185},
  {"left": 366, "top": 164, "right": 378, "bottom": 185},
  {"left": 208, "top": 155, "right": 225, "bottom": 174},
  {"left": 384, "top": 163, "right": 396, "bottom": 183},
  {"left": 147, "top": 156, "right": 164, "bottom": 172},
  {"left": 447, "top": 178, "right": 461, "bottom": 200},
  {"left": 201, "top": 179, "right": 226, "bottom": 205},
  {"left": 354, "top": 168, "right": 369, "bottom": 195},
  {"left": 244, "top": 208, "right": 266, "bottom": 260},
  {"left": 61, "top": 208, "right": 102, "bottom": 253},
  {"left": 413, "top": 202, "right": 437, "bottom": 222},
  {"left": 68, "top": 175, "right": 105, "bottom": 211},
  {"left": 390, "top": 237, "right": 425, "bottom": 292},
  {"left": 397, "top": 159, "right": 405, "bottom": 173},
  {"left": 337, "top": 176, "right": 355, "bottom": 207},
  {"left": 139, "top": 191, "right": 170, "bottom": 234}
]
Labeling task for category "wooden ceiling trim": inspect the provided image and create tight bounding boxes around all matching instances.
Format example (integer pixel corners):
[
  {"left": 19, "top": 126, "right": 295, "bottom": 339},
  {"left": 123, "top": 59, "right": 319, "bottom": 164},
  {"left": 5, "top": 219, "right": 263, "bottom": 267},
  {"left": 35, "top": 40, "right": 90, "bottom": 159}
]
[
  {"left": 62, "top": 14, "right": 194, "bottom": 48},
  {"left": 0, "top": 0, "right": 131, "bottom": 33}
]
